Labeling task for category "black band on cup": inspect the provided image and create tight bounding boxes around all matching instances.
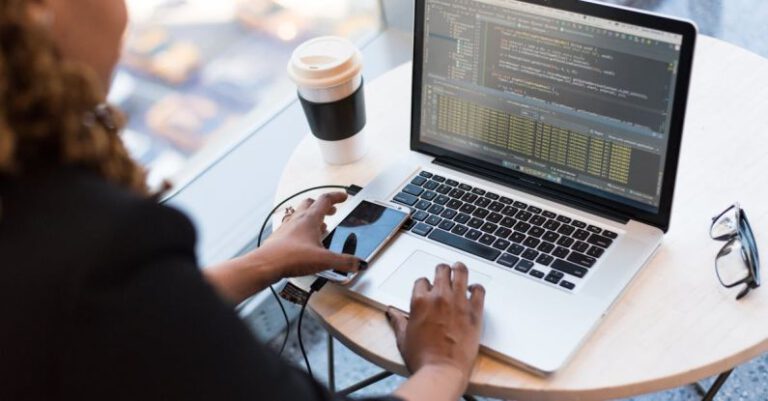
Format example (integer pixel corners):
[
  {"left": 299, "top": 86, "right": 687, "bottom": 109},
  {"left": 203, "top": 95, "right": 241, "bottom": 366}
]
[{"left": 299, "top": 80, "right": 366, "bottom": 142}]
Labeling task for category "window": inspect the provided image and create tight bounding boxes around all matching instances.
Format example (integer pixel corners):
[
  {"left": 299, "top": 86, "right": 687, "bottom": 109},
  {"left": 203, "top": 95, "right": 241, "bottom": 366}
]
[{"left": 110, "top": 0, "right": 383, "bottom": 188}]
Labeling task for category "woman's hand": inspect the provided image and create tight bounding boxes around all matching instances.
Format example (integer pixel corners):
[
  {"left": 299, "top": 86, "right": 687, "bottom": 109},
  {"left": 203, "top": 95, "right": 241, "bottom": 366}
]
[
  {"left": 387, "top": 262, "right": 485, "bottom": 397},
  {"left": 254, "top": 191, "right": 363, "bottom": 279}
]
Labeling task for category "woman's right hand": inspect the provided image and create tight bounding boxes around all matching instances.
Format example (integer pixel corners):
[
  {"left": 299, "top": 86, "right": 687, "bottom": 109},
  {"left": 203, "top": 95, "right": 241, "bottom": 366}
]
[{"left": 386, "top": 262, "right": 485, "bottom": 389}]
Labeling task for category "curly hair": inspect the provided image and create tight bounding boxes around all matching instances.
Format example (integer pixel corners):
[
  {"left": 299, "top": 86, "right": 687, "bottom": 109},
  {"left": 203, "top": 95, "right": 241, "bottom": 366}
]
[{"left": 0, "top": 0, "right": 148, "bottom": 195}]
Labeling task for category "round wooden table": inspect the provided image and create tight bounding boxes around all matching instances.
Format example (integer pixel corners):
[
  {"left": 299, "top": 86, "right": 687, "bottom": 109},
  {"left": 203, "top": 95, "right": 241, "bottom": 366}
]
[{"left": 275, "top": 35, "right": 768, "bottom": 400}]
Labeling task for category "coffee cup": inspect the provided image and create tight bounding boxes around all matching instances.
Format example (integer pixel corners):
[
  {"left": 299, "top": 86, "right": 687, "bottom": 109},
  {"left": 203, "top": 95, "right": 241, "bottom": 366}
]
[{"left": 288, "top": 36, "right": 368, "bottom": 165}]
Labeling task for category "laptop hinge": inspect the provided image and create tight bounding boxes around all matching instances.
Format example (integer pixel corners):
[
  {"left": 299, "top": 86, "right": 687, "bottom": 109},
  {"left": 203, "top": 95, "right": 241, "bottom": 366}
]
[{"left": 432, "top": 156, "right": 630, "bottom": 224}]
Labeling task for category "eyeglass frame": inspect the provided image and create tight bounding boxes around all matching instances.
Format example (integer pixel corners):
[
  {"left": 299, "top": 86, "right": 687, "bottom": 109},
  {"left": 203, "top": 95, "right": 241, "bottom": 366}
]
[{"left": 709, "top": 203, "right": 761, "bottom": 300}]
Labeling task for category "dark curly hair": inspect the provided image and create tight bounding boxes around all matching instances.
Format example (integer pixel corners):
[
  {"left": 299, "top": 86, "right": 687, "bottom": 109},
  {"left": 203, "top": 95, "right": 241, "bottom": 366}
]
[{"left": 0, "top": 0, "right": 147, "bottom": 194}]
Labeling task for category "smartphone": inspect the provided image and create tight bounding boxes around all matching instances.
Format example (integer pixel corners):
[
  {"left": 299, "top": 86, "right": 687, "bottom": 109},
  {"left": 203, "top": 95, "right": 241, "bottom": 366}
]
[{"left": 318, "top": 200, "right": 411, "bottom": 284}]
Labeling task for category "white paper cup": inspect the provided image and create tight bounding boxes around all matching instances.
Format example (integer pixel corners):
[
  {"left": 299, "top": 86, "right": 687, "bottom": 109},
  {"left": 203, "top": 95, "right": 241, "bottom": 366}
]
[{"left": 288, "top": 36, "right": 368, "bottom": 165}]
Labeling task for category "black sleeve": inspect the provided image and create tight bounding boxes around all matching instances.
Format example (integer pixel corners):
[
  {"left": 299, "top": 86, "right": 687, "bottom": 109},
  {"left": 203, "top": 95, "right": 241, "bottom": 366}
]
[{"left": 57, "top": 203, "right": 401, "bottom": 401}]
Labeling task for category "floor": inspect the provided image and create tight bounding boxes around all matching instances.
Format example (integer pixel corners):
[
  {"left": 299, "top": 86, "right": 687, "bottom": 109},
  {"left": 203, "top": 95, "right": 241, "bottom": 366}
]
[{"left": 246, "top": 0, "right": 768, "bottom": 399}]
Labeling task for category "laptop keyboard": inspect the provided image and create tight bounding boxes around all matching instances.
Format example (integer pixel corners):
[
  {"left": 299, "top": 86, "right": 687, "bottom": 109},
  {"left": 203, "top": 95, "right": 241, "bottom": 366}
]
[{"left": 392, "top": 170, "right": 619, "bottom": 292}]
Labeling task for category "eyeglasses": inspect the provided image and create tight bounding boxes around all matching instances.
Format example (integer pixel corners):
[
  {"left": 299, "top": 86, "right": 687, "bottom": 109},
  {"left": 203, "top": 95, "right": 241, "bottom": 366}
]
[{"left": 709, "top": 203, "right": 761, "bottom": 300}]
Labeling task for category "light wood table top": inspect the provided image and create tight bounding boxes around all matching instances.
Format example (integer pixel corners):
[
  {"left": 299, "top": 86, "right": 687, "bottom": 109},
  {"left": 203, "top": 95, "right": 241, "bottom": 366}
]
[{"left": 275, "top": 35, "right": 768, "bottom": 400}]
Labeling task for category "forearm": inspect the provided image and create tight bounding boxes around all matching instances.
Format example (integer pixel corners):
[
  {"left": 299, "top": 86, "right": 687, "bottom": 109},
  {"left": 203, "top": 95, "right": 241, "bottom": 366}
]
[
  {"left": 203, "top": 250, "right": 281, "bottom": 304},
  {"left": 393, "top": 365, "right": 468, "bottom": 401}
]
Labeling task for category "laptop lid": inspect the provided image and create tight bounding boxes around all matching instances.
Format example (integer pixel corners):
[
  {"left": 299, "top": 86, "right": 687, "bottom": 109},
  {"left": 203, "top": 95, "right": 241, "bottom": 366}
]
[{"left": 411, "top": 0, "right": 697, "bottom": 231}]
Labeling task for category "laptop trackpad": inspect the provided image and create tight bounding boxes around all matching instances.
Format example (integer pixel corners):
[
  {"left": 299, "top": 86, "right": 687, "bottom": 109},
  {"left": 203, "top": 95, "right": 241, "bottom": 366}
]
[{"left": 379, "top": 251, "right": 492, "bottom": 304}]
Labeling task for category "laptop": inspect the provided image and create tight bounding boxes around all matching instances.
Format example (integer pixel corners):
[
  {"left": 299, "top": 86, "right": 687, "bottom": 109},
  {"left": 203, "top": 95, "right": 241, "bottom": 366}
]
[{"left": 343, "top": 0, "right": 697, "bottom": 374}]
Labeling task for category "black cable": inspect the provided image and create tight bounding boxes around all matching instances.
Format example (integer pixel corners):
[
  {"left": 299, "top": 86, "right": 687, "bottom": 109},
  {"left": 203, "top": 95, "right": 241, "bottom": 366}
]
[
  {"left": 248, "top": 185, "right": 354, "bottom": 357},
  {"left": 298, "top": 278, "right": 328, "bottom": 378}
]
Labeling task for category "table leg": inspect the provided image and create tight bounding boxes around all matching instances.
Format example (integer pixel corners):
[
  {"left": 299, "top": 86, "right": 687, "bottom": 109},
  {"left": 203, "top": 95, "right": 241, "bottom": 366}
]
[
  {"left": 328, "top": 333, "right": 336, "bottom": 393},
  {"left": 690, "top": 369, "right": 734, "bottom": 401},
  {"left": 337, "top": 371, "right": 394, "bottom": 396}
]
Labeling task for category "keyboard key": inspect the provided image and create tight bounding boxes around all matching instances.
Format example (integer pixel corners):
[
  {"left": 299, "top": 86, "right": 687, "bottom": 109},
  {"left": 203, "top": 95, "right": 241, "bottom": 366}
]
[
  {"left": 528, "top": 227, "right": 545, "bottom": 238},
  {"left": 572, "top": 241, "right": 589, "bottom": 253},
  {"left": 449, "top": 189, "right": 465, "bottom": 199},
  {"left": 437, "top": 184, "right": 452, "bottom": 195},
  {"left": 426, "top": 215, "right": 442, "bottom": 226},
  {"left": 527, "top": 206, "right": 542, "bottom": 214},
  {"left": 500, "top": 196, "right": 514, "bottom": 205},
  {"left": 552, "top": 246, "right": 570, "bottom": 258},
  {"left": 411, "top": 176, "right": 427, "bottom": 186},
  {"left": 486, "top": 192, "right": 500, "bottom": 200},
  {"left": 560, "top": 280, "right": 575, "bottom": 290},
  {"left": 419, "top": 171, "right": 433, "bottom": 178},
  {"left": 500, "top": 217, "right": 517, "bottom": 228},
  {"left": 573, "top": 229, "right": 590, "bottom": 241},
  {"left": 458, "top": 183, "right": 473, "bottom": 191},
  {"left": 509, "top": 232, "right": 526, "bottom": 243},
  {"left": 557, "top": 236, "right": 575, "bottom": 247},
  {"left": 459, "top": 203, "right": 476, "bottom": 214},
  {"left": 567, "top": 252, "right": 597, "bottom": 268},
  {"left": 514, "top": 221, "right": 531, "bottom": 233},
  {"left": 502, "top": 206, "right": 519, "bottom": 217},
  {"left": 516, "top": 210, "right": 533, "bottom": 221},
  {"left": 454, "top": 213, "right": 471, "bottom": 224},
  {"left": 432, "top": 175, "right": 446, "bottom": 183},
  {"left": 587, "top": 246, "right": 605, "bottom": 258},
  {"left": 428, "top": 204, "right": 444, "bottom": 215},
  {"left": 538, "top": 241, "right": 555, "bottom": 254},
  {"left": 493, "top": 238, "right": 511, "bottom": 250},
  {"left": 515, "top": 260, "right": 534, "bottom": 273},
  {"left": 412, "top": 211, "right": 429, "bottom": 221},
  {"left": 487, "top": 212, "right": 503, "bottom": 224},
  {"left": 393, "top": 192, "right": 418, "bottom": 206},
  {"left": 441, "top": 209, "right": 458, "bottom": 220},
  {"left": 530, "top": 270, "right": 545, "bottom": 279},
  {"left": 545, "top": 270, "right": 564, "bottom": 284},
  {"left": 424, "top": 180, "right": 439, "bottom": 190},
  {"left": 471, "top": 188, "right": 486, "bottom": 196},
  {"left": 571, "top": 220, "right": 587, "bottom": 229},
  {"left": 522, "top": 248, "right": 539, "bottom": 260},
  {"left": 439, "top": 220, "right": 455, "bottom": 231},
  {"left": 434, "top": 195, "right": 450, "bottom": 205},
  {"left": 557, "top": 224, "right": 575, "bottom": 236},
  {"left": 421, "top": 191, "right": 437, "bottom": 201},
  {"left": 403, "top": 184, "right": 423, "bottom": 196},
  {"left": 480, "top": 222, "right": 498, "bottom": 234},
  {"left": 542, "top": 210, "right": 557, "bottom": 219},
  {"left": 530, "top": 215, "right": 547, "bottom": 226},
  {"left": 472, "top": 208, "right": 490, "bottom": 219},
  {"left": 495, "top": 227, "right": 512, "bottom": 238},
  {"left": 587, "top": 225, "right": 603, "bottom": 234},
  {"left": 446, "top": 199, "right": 462, "bottom": 210},
  {"left": 557, "top": 216, "right": 572, "bottom": 224},
  {"left": 466, "top": 229, "right": 482, "bottom": 241},
  {"left": 603, "top": 230, "right": 618, "bottom": 239},
  {"left": 587, "top": 234, "right": 613, "bottom": 248},
  {"left": 523, "top": 237, "right": 540, "bottom": 248},
  {"left": 479, "top": 234, "right": 496, "bottom": 246},
  {"left": 508, "top": 243, "right": 525, "bottom": 255},
  {"left": 475, "top": 197, "right": 491, "bottom": 208},
  {"left": 536, "top": 254, "right": 555, "bottom": 266},
  {"left": 551, "top": 259, "right": 588, "bottom": 278},
  {"left": 461, "top": 193, "right": 478, "bottom": 203},
  {"left": 543, "top": 219, "right": 561, "bottom": 231},
  {"left": 429, "top": 230, "right": 500, "bottom": 261},
  {"left": 513, "top": 201, "right": 528, "bottom": 209},
  {"left": 411, "top": 223, "right": 432, "bottom": 236},
  {"left": 543, "top": 231, "right": 559, "bottom": 243},
  {"left": 451, "top": 225, "right": 469, "bottom": 236},
  {"left": 415, "top": 200, "right": 431, "bottom": 210},
  {"left": 489, "top": 201, "right": 505, "bottom": 212},
  {"left": 497, "top": 253, "right": 520, "bottom": 268},
  {"left": 468, "top": 218, "right": 484, "bottom": 229},
  {"left": 402, "top": 218, "right": 415, "bottom": 230},
  {"left": 445, "top": 179, "right": 459, "bottom": 187}
]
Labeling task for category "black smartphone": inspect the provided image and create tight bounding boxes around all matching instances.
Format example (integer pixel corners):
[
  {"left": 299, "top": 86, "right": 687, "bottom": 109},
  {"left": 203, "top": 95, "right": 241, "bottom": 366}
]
[{"left": 318, "top": 200, "right": 411, "bottom": 284}]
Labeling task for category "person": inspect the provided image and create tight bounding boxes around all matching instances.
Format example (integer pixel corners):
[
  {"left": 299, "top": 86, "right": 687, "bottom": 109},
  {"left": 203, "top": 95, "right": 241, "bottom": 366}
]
[{"left": 0, "top": 1, "right": 487, "bottom": 400}]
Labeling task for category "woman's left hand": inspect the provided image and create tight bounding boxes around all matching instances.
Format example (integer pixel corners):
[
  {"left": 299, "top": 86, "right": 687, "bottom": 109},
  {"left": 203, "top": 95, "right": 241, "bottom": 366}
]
[{"left": 255, "top": 192, "right": 363, "bottom": 279}]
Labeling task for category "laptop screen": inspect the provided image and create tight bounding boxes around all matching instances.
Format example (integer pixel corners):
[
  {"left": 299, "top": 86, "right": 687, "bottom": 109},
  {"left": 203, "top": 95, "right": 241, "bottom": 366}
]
[{"left": 417, "top": 0, "right": 685, "bottom": 213}]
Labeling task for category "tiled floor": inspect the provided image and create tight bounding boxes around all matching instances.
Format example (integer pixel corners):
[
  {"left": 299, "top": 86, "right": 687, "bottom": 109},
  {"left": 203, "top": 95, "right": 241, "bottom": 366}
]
[{"left": 251, "top": 1, "right": 768, "bottom": 400}]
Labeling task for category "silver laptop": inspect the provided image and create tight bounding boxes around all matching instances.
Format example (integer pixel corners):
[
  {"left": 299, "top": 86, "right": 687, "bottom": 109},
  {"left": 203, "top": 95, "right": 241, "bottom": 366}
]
[{"left": 343, "top": 0, "right": 697, "bottom": 374}]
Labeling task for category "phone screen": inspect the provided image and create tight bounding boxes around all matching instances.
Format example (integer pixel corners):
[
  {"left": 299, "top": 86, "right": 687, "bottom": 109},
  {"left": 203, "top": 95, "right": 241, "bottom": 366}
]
[{"left": 322, "top": 201, "right": 408, "bottom": 273}]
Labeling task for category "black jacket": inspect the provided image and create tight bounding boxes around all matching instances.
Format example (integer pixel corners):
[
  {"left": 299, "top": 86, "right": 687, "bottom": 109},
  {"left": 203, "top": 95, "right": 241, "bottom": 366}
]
[{"left": 0, "top": 167, "right": 397, "bottom": 401}]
